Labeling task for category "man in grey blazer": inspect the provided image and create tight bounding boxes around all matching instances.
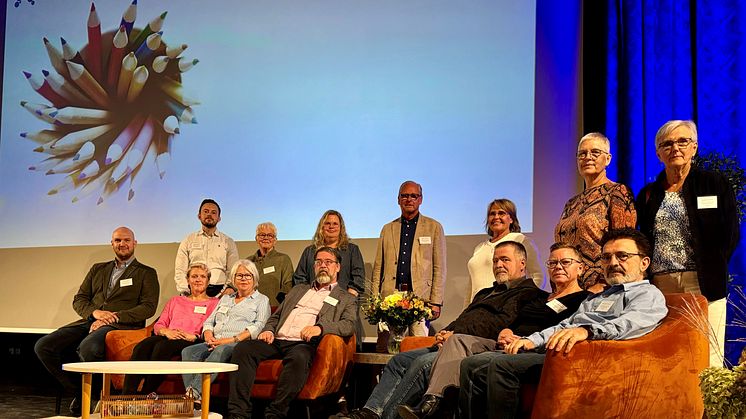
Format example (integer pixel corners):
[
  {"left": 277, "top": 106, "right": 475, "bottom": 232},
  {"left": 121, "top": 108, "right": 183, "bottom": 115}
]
[
  {"left": 34, "top": 226, "right": 159, "bottom": 415},
  {"left": 370, "top": 181, "right": 447, "bottom": 335},
  {"left": 227, "top": 246, "right": 357, "bottom": 419}
]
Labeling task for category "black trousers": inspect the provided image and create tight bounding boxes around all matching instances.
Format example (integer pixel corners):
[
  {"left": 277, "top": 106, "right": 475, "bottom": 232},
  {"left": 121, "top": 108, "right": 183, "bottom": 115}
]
[
  {"left": 227, "top": 339, "right": 316, "bottom": 418},
  {"left": 122, "top": 335, "right": 194, "bottom": 394}
]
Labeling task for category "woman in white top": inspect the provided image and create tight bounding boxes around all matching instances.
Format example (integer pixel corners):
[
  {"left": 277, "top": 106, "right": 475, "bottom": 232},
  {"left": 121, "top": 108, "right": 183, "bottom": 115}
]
[{"left": 466, "top": 199, "right": 547, "bottom": 306}]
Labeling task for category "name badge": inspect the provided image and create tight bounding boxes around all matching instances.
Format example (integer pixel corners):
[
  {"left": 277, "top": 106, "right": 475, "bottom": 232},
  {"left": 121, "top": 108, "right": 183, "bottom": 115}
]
[
  {"left": 263, "top": 266, "right": 276, "bottom": 274},
  {"left": 697, "top": 195, "right": 718, "bottom": 209},
  {"left": 419, "top": 236, "right": 432, "bottom": 245},
  {"left": 546, "top": 299, "right": 567, "bottom": 313},
  {"left": 595, "top": 300, "right": 615, "bottom": 313},
  {"left": 324, "top": 296, "right": 339, "bottom": 306},
  {"left": 120, "top": 278, "right": 133, "bottom": 287},
  {"left": 194, "top": 306, "right": 207, "bottom": 314},
  {"left": 189, "top": 243, "right": 201, "bottom": 249},
  {"left": 218, "top": 305, "right": 230, "bottom": 314}
]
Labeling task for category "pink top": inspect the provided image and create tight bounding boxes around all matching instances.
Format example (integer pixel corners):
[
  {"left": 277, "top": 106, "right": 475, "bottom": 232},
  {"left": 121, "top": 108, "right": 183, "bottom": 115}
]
[{"left": 153, "top": 296, "right": 219, "bottom": 336}]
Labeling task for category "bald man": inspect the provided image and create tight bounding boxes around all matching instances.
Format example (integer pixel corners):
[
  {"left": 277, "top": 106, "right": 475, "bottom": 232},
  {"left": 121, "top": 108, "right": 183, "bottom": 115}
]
[{"left": 35, "top": 227, "right": 160, "bottom": 415}]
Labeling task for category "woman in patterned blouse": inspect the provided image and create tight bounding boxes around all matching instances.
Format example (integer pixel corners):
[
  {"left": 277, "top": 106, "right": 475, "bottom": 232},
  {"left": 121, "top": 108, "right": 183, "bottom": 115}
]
[
  {"left": 554, "top": 133, "right": 637, "bottom": 292},
  {"left": 636, "top": 120, "right": 739, "bottom": 366}
]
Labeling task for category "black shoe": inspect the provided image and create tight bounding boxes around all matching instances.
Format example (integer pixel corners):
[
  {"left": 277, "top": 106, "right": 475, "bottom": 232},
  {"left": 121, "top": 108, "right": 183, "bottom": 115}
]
[
  {"left": 397, "top": 395, "right": 442, "bottom": 419},
  {"left": 69, "top": 398, "right": 81, "bottom": 416}
]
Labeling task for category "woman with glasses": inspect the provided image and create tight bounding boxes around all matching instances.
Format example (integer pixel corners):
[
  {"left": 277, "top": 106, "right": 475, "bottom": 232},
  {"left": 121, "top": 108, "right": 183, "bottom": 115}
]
[
  {"left": 123, "top": 263, "right": 219, "bottom": 395},
  {"left": 181, "top": 259, "right": 270, "bottom": 406},
  {"left": 636, "top": 119, "right": 739, "bottom": 366},
  {"left": 466, "top": 199, "right": 548, "bottom": 306},
  {"left": 292, "top": 209, "right": 365, "bottom": 297},
  {"left": 554, "top": 132, "right": 637, "bottom": 293}
]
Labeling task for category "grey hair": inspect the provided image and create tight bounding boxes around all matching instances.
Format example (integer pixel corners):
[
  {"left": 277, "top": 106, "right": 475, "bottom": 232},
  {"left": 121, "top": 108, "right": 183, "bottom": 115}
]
[
  {"left": 255, "top": 222, "right": 277, "bottom": 237},
  {"left": 186, "top": 263, "right": 211, "bottom": 280},
  {"left": 228, "top": 259, "right": 260, "bottom": 288},
  {"left": 399, "top": 180, "right": 423, "bottom": 195},
  {"left": 578, "top": 132, "right": 611, "bottom": 152},
  {"left": 655, "top": 120, "right": 698, "bottom": 147}
]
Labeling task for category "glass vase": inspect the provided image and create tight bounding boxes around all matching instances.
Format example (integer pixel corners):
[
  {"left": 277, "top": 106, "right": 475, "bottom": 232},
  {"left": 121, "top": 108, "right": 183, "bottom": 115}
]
[{"left": 386, "top": 323, "right": 408, "bottom": 354}]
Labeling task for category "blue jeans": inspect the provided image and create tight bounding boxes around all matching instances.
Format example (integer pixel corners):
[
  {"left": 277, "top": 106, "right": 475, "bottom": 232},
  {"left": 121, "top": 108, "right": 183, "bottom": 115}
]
[
  {"left": 459, "top": 351, "right": 546, "bottom": 419},
  {"left": 34, "top": 322, "right": 116, "bottom": 394},
  {"left": 363, "top": 347, "right": 437, "bottom": 419},
  {"left": 181, "top": 342, "right": 237, "bottom": 398}
]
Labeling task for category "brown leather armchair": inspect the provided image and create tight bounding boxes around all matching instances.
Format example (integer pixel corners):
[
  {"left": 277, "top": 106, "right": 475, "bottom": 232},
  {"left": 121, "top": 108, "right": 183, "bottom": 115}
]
[
  {"left": 400, "top": 293, "right": 708, "bottom": 419},
  {"left": 105, "top": 327, "right": 355, "bottom": 413}
]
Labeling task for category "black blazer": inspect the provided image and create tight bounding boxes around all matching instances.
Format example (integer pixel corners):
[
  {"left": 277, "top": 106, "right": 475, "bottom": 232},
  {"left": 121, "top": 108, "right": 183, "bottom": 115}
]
[{"left": 636, "top": 167, "right": 739, "bottom": 301}]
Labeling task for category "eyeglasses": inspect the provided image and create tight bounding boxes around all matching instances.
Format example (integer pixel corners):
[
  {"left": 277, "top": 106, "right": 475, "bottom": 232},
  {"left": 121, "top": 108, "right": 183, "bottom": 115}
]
[
  {"left": 545, "top": 258, "right": 582, "bottom": 269},
  {"left": 600, "top": 251, "right": 643, "bottom": 263},
  {"left": 257, "top": 233, "right": 276, "bottom": 239},
  {"left": 576, "top": 149, "right": 608, "bottom": 160},
  {"left": 490, "top": 210, "right": 509, "bottom": 217},
  {"left": 314, "top": 259, "right": 338, "bottom": 266},
  {"left": 399, "top": 193, "right": 421, "bottom": 200},
  {"left": 657, "top": 137, "right": 694, "bottom": 151},
  {"left": 234, "top": 273, "right": 254, "bottom": 281}
]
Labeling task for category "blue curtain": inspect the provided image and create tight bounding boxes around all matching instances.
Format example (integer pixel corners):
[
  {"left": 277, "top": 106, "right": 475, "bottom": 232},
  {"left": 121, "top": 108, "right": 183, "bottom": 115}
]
[{"left": 598, "top": 0, "right": 746, "bottom": 365}]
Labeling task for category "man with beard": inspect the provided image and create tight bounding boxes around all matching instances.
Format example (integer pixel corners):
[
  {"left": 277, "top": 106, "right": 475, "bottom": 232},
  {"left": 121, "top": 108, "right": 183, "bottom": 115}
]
[
  {"left": 458, "top": 228, "right": 668, "bottom": 419},
  {"left": 175, "top": 198, "right": 239, "bottom": 296},
  {"left": 34, "top": 227, "right": 159, "bottom": 416},
  {"left": 227, "top": 246, "right": 357, "bottom": 419}
]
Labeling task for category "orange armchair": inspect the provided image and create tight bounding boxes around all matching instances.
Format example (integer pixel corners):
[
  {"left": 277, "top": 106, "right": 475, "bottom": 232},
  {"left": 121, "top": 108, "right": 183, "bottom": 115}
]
[{"left": 531, "top": 293, "right": 708, "bottom": 419}]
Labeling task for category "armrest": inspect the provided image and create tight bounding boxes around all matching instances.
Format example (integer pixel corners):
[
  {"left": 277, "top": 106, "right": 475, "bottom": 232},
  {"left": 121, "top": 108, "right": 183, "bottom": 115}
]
[
  {"left": 531, "top": 293, "right": 708, "bottom": 419},
  {"left": 401, "top": 336, "right": 436, "bottom": 352},
  {"left": 105, "top": 325, "right": 153, "bottom": 361}
]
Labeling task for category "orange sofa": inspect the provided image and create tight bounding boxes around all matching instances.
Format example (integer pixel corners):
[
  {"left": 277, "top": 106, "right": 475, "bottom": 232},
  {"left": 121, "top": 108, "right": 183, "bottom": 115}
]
[
  {"left": 104, "top": 327, "right": 355, "bottom": 411},
  {"left": 401, "top": 293, "right": 708, "bottom": 418}
]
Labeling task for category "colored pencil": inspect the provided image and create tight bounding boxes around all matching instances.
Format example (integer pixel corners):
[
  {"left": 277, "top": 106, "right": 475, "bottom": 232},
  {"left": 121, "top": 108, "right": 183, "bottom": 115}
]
[
  {"left": 21, "top": 130, "right": 65, "bottom": 144},
  {"left": 112, "top": 116, "right": 154, "bottom": 182},
  {"left": 151, "top": 55, "right": 169, "bottom": 73},
  {"left": 126, "top": 66, "right": 149, "bottom": 103},
  {"left": 52, "top": 123, "right": 113, "bottom": 151},
  {"left": 48, "top": 107, "right": 110, "bottom": 125},
  {"left": 130, "top": 11, "right": 167, "bottom": 49},
  {"left": 23, "top": 71, "right": 69, "bottom": 107},
  {"left": 48, "top": 172, "right": 82, "bottom": 195},
  {"left": 166, "top": 100, "right": 197, "bottom": 124},
  {"left": 105, "top": 114, "right": 145, "bottom": 164},
  {"left": 47, "top": 141, "right": 95, "bottom": 174},
  {"left": 127, "top": 141, "right": 157, "bottom": 201},
  {"left": 166, "top": 43, "right": 187, "bottom": 58},
  {"left": 162, "top": 115, "right": 180, "bottom": 134},
  {"left": 172, "top": 57, "right": 199, "bottom": 73},
  {"left": 42, "top": 69, "right": 94, "bottom": 106},
  {"left": 34, "top": 140, "right": 72, "bottom": 156},
  {"left": 29, "top": 156, "right": 64, "bottom": 172},
  {"left": 120, "top": 0, "right": 137, "bottom": 36},
  {"left": 77, "top": 159, "right": 100, "bottom": 180},
  {"left": 20, "top": 101, "right": 55, "bottom": 124},
  {"left": 86, "top": 3, "right": 103, "bottom": 82},
  {"left": 155, "top": 133, "right": 173, "bottom": 179},
  {"left": 107, "top": 25, "right": 128, "bottom": 91},
  {"left": 61, "top": 37, "right": 86, "bottom": 67},
  {"left": 134, "top": 31, "right": 162, "bottom": 63},
  {"left": 159, "top": 77, "right": 200, "bottom": 106},
  {"left": 117, "top": 52, "right": 138, "bottom": 99},
  {"left": 72, "top": 165, "right": 115, "bottom": 203},
  {"left": 43, "top": 37, "right": 68, "bottom": 78},
  {"left": 66, "top": 61, "right": 108, "bottom": 108}
]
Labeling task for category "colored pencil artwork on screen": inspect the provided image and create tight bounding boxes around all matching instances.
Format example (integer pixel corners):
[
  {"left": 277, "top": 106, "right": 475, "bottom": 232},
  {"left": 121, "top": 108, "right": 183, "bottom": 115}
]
[{"left": 20, "top": 1, "right": 199, "bottom": 205}]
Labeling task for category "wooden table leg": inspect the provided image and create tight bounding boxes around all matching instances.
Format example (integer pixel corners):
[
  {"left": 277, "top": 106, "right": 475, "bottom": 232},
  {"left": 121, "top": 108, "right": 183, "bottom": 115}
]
[
  {"left": 102, "top": 373, "right": 111, "bottom": 398},
  {"left": 81, "top": 373, "right": 92, "bottom": 419},
  {"left": 201, "top": 373, "right": 210, "bottom": 419}
]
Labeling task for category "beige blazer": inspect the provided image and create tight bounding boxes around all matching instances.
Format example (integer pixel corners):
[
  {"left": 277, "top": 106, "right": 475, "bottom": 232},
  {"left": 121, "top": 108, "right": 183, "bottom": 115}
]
[{"left": 369, "top": 214, "right": 447, "bottom": 305}]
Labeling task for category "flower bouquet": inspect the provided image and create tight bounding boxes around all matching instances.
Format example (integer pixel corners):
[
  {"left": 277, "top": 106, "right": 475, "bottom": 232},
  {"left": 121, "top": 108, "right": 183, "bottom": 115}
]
[
  {"left": 699, "top": 362, "right": 746, "bottom": 418},
  {"left": 362, "top": 292, "right": 432, "bottom": 353}
]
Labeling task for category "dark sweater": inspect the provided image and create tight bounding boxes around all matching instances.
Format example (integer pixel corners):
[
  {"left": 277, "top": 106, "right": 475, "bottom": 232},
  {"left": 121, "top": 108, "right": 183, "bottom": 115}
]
[{"left": 511, "top": 290, "right": 590, "bottom": 337}]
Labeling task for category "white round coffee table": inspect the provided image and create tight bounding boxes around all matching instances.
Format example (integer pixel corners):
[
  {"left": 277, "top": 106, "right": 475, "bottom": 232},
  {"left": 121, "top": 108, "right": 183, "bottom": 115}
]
[{"left": 63, "top": 361, "right": 237, "bottom": 419}]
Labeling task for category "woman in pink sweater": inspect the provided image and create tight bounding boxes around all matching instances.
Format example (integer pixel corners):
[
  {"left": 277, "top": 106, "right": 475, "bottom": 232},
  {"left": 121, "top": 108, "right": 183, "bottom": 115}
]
[{"left": 123, "top": 263, "right": 219, "bottom": 394}]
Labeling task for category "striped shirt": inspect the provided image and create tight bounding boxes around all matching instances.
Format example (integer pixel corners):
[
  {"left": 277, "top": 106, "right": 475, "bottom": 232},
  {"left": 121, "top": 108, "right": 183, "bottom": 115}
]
[{"left": 202, "top": 291, "right": 271, "bottom": 339}]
